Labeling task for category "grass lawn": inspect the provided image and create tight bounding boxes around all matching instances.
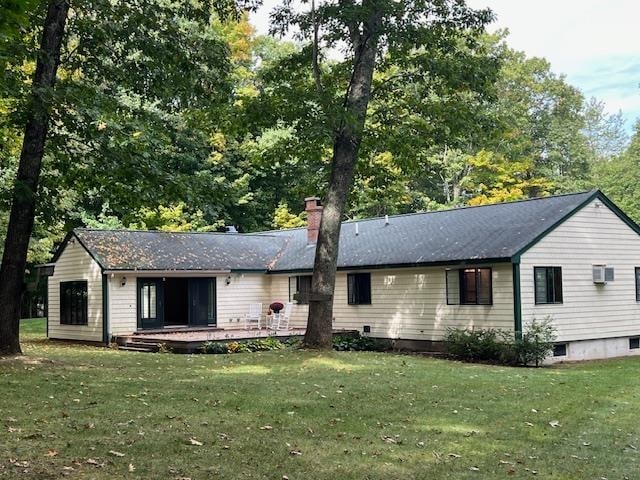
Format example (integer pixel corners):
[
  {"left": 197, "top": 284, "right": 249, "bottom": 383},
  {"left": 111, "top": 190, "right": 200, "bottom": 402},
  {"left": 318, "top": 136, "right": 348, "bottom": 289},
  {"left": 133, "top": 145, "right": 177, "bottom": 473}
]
[{"left": 1, "top": 320, "right": 640, "bottom": 479}]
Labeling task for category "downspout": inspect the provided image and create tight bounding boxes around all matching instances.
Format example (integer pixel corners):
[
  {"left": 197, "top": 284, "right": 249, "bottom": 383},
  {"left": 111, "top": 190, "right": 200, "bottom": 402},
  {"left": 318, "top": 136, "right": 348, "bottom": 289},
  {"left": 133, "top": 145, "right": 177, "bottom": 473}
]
[
  {"left": 102, "top": 273, "right": 109, "bottom": 345},
  {"left": 512, "top": 259, "right": 522, "bottom": 340}
]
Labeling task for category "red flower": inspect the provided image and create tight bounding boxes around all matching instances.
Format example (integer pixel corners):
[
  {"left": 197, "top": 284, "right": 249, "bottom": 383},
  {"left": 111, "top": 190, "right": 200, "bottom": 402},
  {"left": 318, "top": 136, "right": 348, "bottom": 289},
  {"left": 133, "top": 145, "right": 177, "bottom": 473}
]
[{"left": 269, "top": 301, "right": 284, "bottom": 313}]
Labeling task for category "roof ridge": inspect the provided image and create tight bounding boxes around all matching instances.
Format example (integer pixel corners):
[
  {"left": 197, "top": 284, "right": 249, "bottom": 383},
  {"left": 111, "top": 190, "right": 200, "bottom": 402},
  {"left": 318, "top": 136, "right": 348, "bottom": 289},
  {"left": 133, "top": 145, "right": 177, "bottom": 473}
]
[
  {"left": 74, "top": 227, "right": 290, "bottom": 239},
  {"left": 253, "top": 190, "right": 598, "bottom": 233}
]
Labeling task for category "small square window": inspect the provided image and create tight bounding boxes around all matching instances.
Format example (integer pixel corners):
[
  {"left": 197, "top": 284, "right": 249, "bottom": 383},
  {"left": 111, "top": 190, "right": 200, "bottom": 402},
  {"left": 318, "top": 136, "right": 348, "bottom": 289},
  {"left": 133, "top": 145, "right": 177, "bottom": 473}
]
[
  {"left": 553, "top": 343, "right": 567, "bottom": 357},
  {"left": 363, "top": 325, "right": 371, "bottom": 333},
  {"left": 630, "top": 338, "right": 640, "bottom": 350}
]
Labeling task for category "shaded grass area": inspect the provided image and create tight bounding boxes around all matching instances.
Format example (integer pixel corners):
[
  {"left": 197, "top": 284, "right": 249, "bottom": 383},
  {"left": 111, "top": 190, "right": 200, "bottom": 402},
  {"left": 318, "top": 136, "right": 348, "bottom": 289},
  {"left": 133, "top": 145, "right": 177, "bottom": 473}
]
[{"left": 1, "top": 320, "right": 639, "bottom": 479}]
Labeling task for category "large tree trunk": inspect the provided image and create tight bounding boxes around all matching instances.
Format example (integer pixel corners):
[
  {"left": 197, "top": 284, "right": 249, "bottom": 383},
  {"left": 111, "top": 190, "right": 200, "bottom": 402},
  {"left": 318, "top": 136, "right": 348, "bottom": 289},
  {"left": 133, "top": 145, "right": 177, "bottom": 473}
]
[
  {"left": 0, "top": 0, "right": 70, "bottom": 356},
  {"left": 304, "top": 8, "right": 382, "bottom": 349}
]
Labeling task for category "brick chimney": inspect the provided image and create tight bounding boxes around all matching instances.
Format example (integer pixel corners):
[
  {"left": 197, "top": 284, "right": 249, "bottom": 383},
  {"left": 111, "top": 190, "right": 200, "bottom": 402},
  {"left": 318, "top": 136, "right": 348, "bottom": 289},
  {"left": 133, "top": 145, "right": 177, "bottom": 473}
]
[{"left": 305, "top": 197, "right": 323, "bottom": 244}]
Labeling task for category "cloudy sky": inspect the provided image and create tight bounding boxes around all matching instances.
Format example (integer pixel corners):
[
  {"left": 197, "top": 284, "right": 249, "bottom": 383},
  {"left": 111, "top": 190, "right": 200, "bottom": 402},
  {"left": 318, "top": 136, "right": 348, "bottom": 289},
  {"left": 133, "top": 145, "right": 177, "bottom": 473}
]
[{"left": 251, "top": 0, "right": 640, "bottom": 131}]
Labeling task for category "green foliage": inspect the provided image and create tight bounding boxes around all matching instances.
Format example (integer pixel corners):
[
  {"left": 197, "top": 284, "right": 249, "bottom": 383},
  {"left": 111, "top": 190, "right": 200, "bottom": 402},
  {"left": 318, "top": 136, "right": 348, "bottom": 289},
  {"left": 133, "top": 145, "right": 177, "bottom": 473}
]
[
  {"left": 444, "top": 327, "right": 511, "bottom": 363},
  {"left": 514, "top": 317, "right": 557, "bottom": 367},
  {"left": 445, "top": 318, "right": 557, "bottom": 367},
  {"left": 200, "top": 336, "right": 287, "bottom": 354},
  {"left": 200, "top": 341, "right": 229, "bottom": 354},
  {"left": 272, "top": 202, "right": 307, "bottom": 229},
  {"left": 332, "top": 334, "right": 388, "bottom": 352}
]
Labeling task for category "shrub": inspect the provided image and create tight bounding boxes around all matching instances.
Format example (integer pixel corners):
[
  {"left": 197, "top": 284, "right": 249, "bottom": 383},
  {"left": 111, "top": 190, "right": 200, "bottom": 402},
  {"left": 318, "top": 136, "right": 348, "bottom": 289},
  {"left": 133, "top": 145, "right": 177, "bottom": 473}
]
[
  {"left": 244, "top": 337, "right": 286, "bottom": 352},
  {"left": 226, "top": 341, "right": 250, "bottom": 353},
  {"left": 445, "top": 317, "right": 557, "bottom": 367},
  {"left": 332, "top": 334, "right": 387, "bottom": 352},
  {"left": 444, "top": 328, "right": 511, "bottom": 363},
  {"left": 200, "top": 337, "right": 287, "bottom": 354},
  {"left": 201, "top": 341, "right": 229, "bottom": 354},
  {"left": 514, "top": 317, "right": 556, "bottom": 366}
]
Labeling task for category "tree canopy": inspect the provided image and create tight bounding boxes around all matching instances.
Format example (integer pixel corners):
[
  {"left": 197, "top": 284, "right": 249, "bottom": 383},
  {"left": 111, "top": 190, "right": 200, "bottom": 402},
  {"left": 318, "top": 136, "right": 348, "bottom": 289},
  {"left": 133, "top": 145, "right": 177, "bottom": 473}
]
[{"left": 0, "top": 1, "right": 637, "bottom": 263}]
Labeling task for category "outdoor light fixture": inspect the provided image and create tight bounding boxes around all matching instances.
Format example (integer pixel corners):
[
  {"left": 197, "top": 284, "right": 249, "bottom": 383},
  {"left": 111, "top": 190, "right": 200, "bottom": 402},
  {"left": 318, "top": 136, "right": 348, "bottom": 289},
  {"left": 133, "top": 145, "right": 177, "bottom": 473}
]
[
  {"left": 225, "top": 275, "right": 232, "bottom": 285},
  {"left": 121, "top": 277, "right": 127, "bottom": 287}
]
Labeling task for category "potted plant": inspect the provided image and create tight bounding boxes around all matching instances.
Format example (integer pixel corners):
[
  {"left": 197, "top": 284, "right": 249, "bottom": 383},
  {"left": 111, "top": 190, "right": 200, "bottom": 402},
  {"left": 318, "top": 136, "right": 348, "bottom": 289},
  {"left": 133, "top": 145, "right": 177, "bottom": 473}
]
[{"left": 269, "top": 301, "right": 284, "bottom": 314}]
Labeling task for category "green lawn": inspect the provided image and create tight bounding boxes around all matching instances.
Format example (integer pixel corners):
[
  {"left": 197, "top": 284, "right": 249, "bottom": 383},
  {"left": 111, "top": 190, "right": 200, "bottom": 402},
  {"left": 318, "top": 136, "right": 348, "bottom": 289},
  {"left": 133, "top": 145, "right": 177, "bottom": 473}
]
[{"left": 1, "top": 320, "right": 639, "bottom": 479}]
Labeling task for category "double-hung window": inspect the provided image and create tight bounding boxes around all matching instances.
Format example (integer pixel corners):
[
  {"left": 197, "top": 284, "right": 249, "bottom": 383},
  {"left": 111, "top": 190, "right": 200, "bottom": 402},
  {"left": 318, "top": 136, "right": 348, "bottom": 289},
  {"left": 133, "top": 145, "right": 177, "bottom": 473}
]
[
  {"left": 60, "top": 281, "right": 88, "bottom": 325},
  {"left": 347, "top": 273, "right": 371, "bottom": 305},
  {"left": 534, "top": 267, "right": 563, "bottom": 304},
  {"left": 459, "top": 267, "right": 492, "bottom": 305}
]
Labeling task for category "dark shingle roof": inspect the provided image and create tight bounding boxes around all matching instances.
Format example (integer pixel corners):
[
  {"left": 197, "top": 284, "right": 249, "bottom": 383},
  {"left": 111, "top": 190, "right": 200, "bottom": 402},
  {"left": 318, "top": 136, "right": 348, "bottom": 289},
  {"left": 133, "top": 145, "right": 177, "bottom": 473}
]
[
  {"left": 73, "top": 230, "right": 289, "bottom": 271},
  {"left": 64, "top": 190, "right": 613, "bottom": 272},
  {"left": 264, "top": 190, "right": 599, "bottom": 271}
]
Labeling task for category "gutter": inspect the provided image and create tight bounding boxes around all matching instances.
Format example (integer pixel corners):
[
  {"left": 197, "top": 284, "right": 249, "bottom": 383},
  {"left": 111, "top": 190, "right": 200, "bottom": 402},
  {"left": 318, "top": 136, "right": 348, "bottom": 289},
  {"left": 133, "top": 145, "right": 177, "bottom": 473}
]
[{"left": 103, "top": 269, "right": 232, "bottom": 276}]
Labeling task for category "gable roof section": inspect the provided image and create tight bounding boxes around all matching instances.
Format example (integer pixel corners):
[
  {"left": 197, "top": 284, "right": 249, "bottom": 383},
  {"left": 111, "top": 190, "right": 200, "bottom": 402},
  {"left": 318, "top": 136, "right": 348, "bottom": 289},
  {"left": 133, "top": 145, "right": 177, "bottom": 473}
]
[
  {"left": 264, "top": 190, "right": 602, "bottom": 271},
  {"left": 67, "top": 229, "right": 290, "bottom": 272},
  {"left": 54, "top": 190, "right": 638, "bottom": 273}
]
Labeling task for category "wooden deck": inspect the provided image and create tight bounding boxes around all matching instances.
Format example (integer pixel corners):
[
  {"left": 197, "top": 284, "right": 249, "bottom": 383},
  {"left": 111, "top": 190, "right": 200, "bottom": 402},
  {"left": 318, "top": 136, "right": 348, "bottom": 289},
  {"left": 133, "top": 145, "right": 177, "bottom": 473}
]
[{"left": 114, "top": 327, "right": 308, "bottom": 353}]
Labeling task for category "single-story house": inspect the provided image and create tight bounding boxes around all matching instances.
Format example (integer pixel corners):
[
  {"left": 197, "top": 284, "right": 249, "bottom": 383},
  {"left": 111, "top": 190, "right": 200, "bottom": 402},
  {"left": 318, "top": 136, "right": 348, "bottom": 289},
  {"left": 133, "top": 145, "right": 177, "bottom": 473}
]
[{"left": 45, "top": 189, "right": 640, "bottom": 361}]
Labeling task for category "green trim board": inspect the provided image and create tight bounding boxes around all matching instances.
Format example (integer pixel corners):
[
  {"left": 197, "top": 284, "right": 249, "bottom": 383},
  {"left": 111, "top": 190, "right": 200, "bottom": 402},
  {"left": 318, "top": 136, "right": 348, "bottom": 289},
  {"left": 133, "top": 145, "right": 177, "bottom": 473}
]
[
  {"left": 102, "top": 274, "right": 109, "bottom": 344},
  {"left": 512, "top": 262, "right": 522, "bottom": 339}
]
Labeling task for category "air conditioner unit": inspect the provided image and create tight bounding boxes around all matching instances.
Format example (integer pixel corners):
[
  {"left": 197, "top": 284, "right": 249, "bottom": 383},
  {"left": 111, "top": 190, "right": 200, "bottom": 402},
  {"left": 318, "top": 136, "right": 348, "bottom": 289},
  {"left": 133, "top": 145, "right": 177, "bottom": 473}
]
[{"left": 593, "top": 265, "right": 614, "bottom": 284}]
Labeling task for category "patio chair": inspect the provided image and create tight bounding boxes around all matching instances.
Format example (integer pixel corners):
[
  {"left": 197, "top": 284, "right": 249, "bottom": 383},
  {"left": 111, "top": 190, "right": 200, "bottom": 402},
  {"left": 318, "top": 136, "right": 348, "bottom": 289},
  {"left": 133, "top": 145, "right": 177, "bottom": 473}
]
[
  {"left": 269, "top": 302, "right": 293, "bottom": 331},
  {"left": 243, "top": 303, "right": 263, "bottom": 329}
]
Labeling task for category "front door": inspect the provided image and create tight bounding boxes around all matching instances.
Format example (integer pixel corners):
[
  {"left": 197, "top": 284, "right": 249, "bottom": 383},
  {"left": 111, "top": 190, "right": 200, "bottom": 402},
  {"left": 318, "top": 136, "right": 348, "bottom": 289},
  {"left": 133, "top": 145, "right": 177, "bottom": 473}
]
[
  {"left": 138, "top": 278, "right": 163, "bottom": 329},
  {"left": 188, "top": 278, "right": 216, "bottom": 327}
]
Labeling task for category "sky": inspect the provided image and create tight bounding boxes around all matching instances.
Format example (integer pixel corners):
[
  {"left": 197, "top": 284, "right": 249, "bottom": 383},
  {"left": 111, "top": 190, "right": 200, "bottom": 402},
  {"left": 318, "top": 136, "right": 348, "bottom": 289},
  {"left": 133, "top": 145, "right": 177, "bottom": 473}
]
[{"left": 251, "top": 0, "right": 640, "bottom": 132}]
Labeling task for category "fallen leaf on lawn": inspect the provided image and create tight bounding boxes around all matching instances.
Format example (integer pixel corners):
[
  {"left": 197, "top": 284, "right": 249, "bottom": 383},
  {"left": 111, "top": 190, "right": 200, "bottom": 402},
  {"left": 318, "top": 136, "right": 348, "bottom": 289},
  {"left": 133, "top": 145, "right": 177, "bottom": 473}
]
[
  {"left": 548, "top": 420, "right": 561, "bottom": 428},
  {"left": 62, "top": 466, "right": 74, "bottom": 471},
  {"left": 109, "top": 450, "right": 126, "bottom": 457},
  {"left": 469, "top": 466, "right": 480, "bottom": 471},
  {"left": 582, "top": 442, "right": 591, "bottom": 446},
  {"left": 129, "top": 463, "right": 135, "bottom": 472},
  {"left": 382, "top": 436, "right": 397, "bottom": 444},
  {"left": 6, "top": 417, "right": 17, "bottom": 423},
  {"left": 448, "top": 453, "right": 461, "bottom": 459},
  {"left": 525, "top": 422, "right": 534, "bottom": 427},
  {"left": 188, "top": 438, "right": 203, "bottom": 446},
  {"left": 260, "top": 425, "right": 273, "bottom": 430},
  {"left": 290, "top": 449, "right": 303, "bottom": 456},
  {"left": 45, "top": 449, "right": 58, "bottom": 457},
  {"left": 86, "top": 458, "right": 104, "bottom": 467}
]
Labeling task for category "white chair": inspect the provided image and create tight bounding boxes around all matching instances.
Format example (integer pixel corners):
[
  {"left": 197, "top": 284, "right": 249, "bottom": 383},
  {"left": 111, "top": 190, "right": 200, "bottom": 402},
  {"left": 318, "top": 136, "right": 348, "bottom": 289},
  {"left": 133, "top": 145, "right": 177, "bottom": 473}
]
[
  {"left": 269, "top": 302, "right": 293, "bottom": 331},
  {"left": 243, "top": 303, "right": 263, "bottom": 329}
]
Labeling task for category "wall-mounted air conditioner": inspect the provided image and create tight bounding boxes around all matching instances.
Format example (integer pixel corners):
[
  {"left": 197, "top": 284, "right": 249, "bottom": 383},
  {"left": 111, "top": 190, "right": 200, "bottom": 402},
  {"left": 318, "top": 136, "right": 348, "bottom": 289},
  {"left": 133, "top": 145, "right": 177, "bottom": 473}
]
[{"left": 593, "top": 265, "right": 614, "bottom": 284}]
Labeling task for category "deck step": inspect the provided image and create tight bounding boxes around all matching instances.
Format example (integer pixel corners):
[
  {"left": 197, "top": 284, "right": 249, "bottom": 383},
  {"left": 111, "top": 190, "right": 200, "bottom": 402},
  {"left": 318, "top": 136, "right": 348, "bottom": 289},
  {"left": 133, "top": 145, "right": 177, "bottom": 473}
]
[
  {"left": 118, "top": 345, "right": 158, "bottom": 353},
  {"left": 118, "top": 340, "right": 161, "bottom": 353}
]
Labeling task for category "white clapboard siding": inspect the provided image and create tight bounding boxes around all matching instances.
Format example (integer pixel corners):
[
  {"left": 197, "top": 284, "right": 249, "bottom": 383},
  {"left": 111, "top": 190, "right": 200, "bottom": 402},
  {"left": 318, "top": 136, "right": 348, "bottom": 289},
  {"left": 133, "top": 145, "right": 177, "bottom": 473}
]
[
  {"left": 520, "top": 199, "right": 640, "bottom": 342},
  {"left": 217, "top": 274, "right": 271, "bottom": 328},
  {"left": 108, "top": 275, "right": 137, "bottom": 336},
  {"left": 270, "top": 264, "right": 514, "bottom": 340},
  {"left": 48, "top": 238, "right": 103, "bottom": 342}
]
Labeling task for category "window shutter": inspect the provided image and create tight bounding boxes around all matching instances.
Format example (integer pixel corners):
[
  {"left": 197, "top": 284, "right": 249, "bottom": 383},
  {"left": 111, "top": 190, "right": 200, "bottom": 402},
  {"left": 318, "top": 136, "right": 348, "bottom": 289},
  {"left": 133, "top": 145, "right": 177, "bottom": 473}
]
[{"left": 446, "top": 270, "right": 459, "bottom": 305}]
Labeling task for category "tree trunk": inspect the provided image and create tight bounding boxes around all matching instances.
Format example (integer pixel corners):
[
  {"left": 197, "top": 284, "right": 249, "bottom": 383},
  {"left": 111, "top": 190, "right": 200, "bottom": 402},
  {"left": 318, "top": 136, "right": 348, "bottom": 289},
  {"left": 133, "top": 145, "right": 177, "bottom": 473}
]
[
  {"left": 0, "top": 0, "right": 70, "bottom": 356},
  {"left": 304, "top": 8, "right": 382, "bottom": 349}
]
